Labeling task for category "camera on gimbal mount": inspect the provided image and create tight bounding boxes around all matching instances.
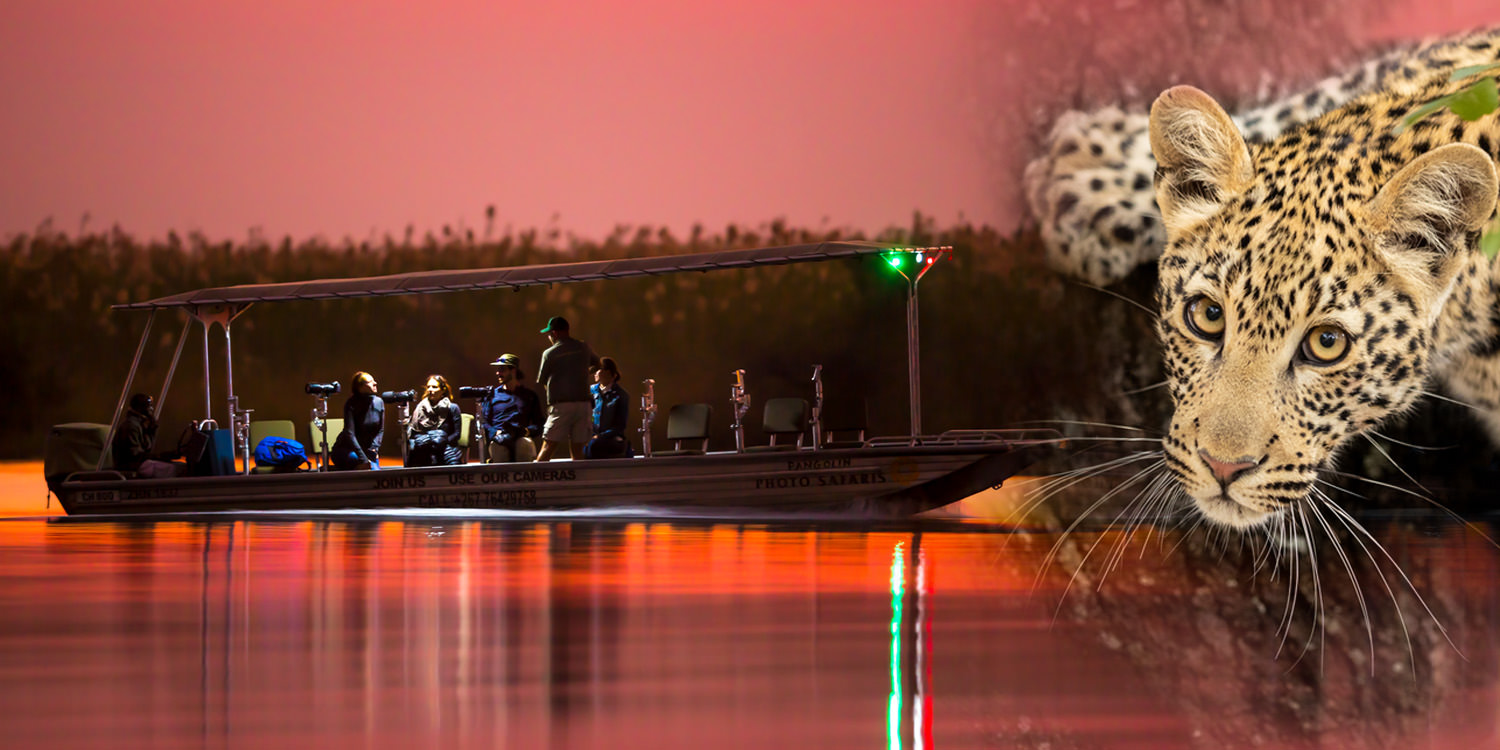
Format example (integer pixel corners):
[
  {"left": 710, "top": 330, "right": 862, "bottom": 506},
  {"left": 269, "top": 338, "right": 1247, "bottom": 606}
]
[
  {"left": 304, "top": 381, "right": 341, "bottom": 396},
  {"left": 380, "top": 389, "right": 416, "bottom": 404},
  {"left": 457, "top": 385, "right": 494, "bottom": 399}
]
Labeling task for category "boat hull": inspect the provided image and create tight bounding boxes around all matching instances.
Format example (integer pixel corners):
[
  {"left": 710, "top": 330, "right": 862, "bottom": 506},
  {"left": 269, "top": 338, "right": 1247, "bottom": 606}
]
[{"left": 54, "top": 443, "right": 1043, "bottom": 517}]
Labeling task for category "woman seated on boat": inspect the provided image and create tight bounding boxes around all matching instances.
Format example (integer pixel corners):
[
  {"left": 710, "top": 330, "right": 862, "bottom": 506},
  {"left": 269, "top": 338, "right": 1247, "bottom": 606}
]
[
  {"left": 406, "top": 374, "right": 463, "bottom": 467},
  {"left": 583, "top": 357, "right": 632, "bottom": 460},
  {"left": 331, "top": 371, "right": 384, "bottom": 470}
]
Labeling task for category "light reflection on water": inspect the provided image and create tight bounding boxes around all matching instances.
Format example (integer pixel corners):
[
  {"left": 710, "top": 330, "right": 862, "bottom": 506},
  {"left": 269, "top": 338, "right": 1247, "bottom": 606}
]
[{"left": 0, "top": 512, "right": 1496, "bottom": 749}]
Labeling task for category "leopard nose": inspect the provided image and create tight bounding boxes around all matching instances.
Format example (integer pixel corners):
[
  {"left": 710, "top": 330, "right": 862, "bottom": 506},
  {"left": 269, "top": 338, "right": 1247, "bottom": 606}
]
[{"left": 1198, "top": 449, "right": 1261, "bottom": 486}]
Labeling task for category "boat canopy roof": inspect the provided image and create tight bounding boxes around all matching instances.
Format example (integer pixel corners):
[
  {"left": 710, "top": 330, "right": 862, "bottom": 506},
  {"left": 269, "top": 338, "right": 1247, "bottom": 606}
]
[{"left": 115, "top": 240, "right": 928, "bottom": 311}]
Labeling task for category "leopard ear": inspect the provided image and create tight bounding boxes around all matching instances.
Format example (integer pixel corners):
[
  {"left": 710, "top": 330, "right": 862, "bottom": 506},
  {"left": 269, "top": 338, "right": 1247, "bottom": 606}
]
[
  {"left": 1148, "top": 86, "right": 1254, "bottom": 236},
  {"left": 1367, "top": 143, "right": 1498, "bottom": 272}
]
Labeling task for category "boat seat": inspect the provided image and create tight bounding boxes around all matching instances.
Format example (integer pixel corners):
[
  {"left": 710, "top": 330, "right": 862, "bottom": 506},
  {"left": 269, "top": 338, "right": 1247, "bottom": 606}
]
[
  {"left": 304, "top": 420, "right": 343, "bottom": 465},
  {"left": 747, "top": 397, "right": 808, "bottom": 452},
  {"left": 653, "top": 403, "right": 712, "bottom": 456},
  {"left": 45, "top": 422, "right": 115, "bottom": 486},
  {"left": 457, "top": 413, "right": 475, "bottom": 463},
  {"left": 820, "top": 396, "right": 868, "bottom": 449},
  {"left": 249, "top": 419, "right": 300, "bottom": 474}
]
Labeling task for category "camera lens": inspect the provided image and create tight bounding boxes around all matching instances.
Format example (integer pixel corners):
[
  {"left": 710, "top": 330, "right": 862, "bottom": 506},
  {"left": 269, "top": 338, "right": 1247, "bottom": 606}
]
[{"left": 304, "top": 381, "right": 341, "bottom": 396}]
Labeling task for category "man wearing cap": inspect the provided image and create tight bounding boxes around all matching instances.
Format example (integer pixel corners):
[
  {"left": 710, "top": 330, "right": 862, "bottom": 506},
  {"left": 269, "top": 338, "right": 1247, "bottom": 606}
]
[
  {"left": 111, "top": 393, "right": 188, "bottom": 478},
  {"left": 534, "top": 316, "right": 601, "bottom": 461},
  {"left": 479, "top": 353, "right": 544, "bottom": 463}
]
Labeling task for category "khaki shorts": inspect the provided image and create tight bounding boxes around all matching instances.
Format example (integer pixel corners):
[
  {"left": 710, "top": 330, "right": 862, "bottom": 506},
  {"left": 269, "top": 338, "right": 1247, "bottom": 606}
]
[
  {"left": 542, "top": 401, "right": 593, "bottom": 444},
  {"left": 487, "top": 437, "right": 537, "bottom": 464}
]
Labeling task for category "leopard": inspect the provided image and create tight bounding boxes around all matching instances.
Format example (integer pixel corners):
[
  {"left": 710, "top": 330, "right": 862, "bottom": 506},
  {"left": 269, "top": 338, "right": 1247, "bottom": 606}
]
[
  {"left": 1023, "top": 30, "right": 1496, "bottom": 288},
  {"left": 1146, "top": 26, "right": 1500, "bottom": 529}
]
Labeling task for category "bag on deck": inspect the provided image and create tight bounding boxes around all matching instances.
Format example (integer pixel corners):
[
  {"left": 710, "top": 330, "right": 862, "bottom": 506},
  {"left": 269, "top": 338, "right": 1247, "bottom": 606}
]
[{"left": 254, "top": 436, "right": 308, "bottom": 469}]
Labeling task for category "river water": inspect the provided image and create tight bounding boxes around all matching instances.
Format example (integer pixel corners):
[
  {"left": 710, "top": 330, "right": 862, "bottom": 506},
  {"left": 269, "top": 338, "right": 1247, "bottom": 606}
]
[{"left": 0, "top": 463, "right": 1496, "bottom": 749}]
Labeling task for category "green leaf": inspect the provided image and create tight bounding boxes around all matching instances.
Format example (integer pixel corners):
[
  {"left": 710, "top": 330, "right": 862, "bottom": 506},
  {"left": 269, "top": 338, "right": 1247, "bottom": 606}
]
[
  {"left": 1482, "top": 227, "right": 1500, "bottom": 261},
  {"left": 1394, "top": 95, "right": 1454, "bottom": 134},
  {"left": 1447, "top": 77, "right": 1500, "bottom": 121},
  {"left": 1450, "top": 62, "right": 1500, "bottom": 82},
  {"left": 1395, "top": 97, "right": 1452, "bottom": 133}
]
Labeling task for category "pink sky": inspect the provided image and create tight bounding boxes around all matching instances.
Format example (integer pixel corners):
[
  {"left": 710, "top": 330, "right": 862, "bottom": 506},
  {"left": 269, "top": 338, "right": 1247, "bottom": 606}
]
[{"left": 0, "top": 1, "right": 1495, "bottom": 244}]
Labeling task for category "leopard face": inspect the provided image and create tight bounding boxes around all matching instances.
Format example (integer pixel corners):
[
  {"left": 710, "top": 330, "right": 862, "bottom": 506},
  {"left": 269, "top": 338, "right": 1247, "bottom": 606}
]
[
  {"left": 1148, "top": 79, "right": 1499, "bottom": 529},
  {"left": 1155, "top": 186, "right": 1451, "bottom": 527}
]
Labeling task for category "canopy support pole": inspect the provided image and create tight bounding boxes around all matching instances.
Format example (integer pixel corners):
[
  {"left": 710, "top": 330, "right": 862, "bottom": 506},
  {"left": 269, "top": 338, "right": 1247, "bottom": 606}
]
[
  {"left": 146, "top": 314, "right": 193, "bottom": 452},
  {"left": 98, "top": 310, "right": 157, "bottom": 470},
  {"left": 202, "top": 321, "right": 212, "bottom": 424},
  {"left": 905, "top": 278, "right": 921, "bottom": 445},
  {"left": 156, "top": 315, "right": 192, "bottom": 419},
  {"left": 190, "top": 303, "right": 253, "bottom": 473},
  {"left": 886, "top": 247, "right": 950, "bottom": 446}
]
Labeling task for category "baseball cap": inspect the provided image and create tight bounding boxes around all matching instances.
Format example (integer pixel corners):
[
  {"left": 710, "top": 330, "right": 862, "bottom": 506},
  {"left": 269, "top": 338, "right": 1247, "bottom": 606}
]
[{"left": 539, "top": 316, "right": 570, "bottom": 334}]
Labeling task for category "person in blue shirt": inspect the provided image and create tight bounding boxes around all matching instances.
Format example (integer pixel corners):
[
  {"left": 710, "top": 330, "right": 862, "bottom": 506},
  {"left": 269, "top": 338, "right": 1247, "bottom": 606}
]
[
  {"left": 480, "top": 353, "right": 544, "bottom": 463},
  {"left": 584, "top": 356, "right": 632, "bottom": 460}
]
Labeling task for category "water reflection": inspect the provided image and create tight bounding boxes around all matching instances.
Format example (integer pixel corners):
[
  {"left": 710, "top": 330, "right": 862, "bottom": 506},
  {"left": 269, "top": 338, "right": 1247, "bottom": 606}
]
[{"left": 0, "top": 516, "right": 1494, "bottom": 748}]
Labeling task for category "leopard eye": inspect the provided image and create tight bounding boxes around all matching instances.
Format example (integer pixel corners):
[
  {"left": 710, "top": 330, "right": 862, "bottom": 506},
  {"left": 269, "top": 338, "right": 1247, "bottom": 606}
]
[
  {"left": 1183, "top": 295, "right": 1225, "bottom": 341},
  {"left": 1300, "top": 325, "right": 1350, "bottom": 365}
]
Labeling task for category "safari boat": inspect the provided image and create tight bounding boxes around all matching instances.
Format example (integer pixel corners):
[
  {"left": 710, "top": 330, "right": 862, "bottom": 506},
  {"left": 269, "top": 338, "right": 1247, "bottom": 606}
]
[{"left": 46, "top": 241, "right": 1054, "bottom": 517}]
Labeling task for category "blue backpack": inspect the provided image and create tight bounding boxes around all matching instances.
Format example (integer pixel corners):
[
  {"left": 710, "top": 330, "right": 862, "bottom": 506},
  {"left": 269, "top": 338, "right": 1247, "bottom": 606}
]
[{"left": 254, "top": 436, "right": 308, "bottom": 469}]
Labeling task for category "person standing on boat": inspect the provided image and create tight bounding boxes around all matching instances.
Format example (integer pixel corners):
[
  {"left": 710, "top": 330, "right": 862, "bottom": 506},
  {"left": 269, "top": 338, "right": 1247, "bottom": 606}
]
[
  {"left": 406, "top": 375, "right": 463, "bottom": 466},
  {"left": 584, "top": 357, "right": 632, "bottom": 460},
  {"left": 534, "top": 316, "right": 600, "bottom": 461},
  {"left": 331, "top": 371, "right": 385, "bottom": 470},
  {"left": 480, "top": 353, "right": 543, "bottom": 463},
  {"left": 112, "top": 393, "right": 188, "bottom": 478}
]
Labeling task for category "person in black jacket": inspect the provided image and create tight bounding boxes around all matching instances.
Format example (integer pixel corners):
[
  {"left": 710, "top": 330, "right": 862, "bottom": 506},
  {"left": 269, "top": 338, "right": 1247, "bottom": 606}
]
[
  {"left": 111, "top": 393, "right": 188, "bottom": 478},
  {"left": 584, "top": 357, "right": 631, "bottom": 460},
  {"left": 406, "top": 374, "right": 463, "bottom": 466},
  {"left": 331, "top": 371, "right": 385, "bottom": 470}
]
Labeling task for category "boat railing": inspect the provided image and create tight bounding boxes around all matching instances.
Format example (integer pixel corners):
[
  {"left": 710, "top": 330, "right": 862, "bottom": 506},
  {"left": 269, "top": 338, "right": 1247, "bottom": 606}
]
[
  {"left": 63, "top": 470, "right": 130, "bottom": 483},
  {"left": 865, "top": 429, "right": 1063, "bottom": 449}
]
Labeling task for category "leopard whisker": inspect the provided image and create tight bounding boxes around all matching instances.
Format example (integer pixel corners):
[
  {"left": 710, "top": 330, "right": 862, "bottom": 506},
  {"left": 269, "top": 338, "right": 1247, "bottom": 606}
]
[
  {"left": 1249, "top": 521, "right": 1274, "bottom": 578},
  {"left": 1362, "top": 434, "right": 1435, "bottom": 505},
  {"left": 1369, "top": 430, "right": 1458, "bottom": 452},
  {"left": 1010, "top": 419, "right": 1166, "bottom": 437},
  {"left": 1139, "top": 473, "right": 1188, "bottom": 560},
  {"left": 1306, "top": 488, "right": 1376, "bottom": 674},
  {"left": 1041, "top": 462, "right": 1162, "bottom": 615},
  {"left": 1321, "top": 467, "right": 1500, "bottom": 552},
  {"left": 1282, "top": 503, "right": 1325, "bottom": 674},
  {"left": 999, "top": 451, "right": 1163, "bottom": 557},
  {"left": 1038, "top": 458, "right": 1158, "bottom": 578},
  {"left": 1069, "top": 279, "right": 1160, "bottom": 322},
  {"left": 1163, "top": 509, "right": 1207, "bottom": 560},
  {"left": 1315, "top": 494, "right": 1424, "bottom": 672},
  {"left": 1273, "top": 509, "right": 1304, "bottom": 662},
  {"left": 1319, "top": 498, "right": 1461, "bottom": 660},
  {"left": 1023, "top": 450, "right": 1162, "bottom": 510},
  {"left": 1418, "top": 389, "right": 1485, "bottom": 413},
  {"left": 1100, "top": 467, "right": 1174, "bottom": 584},
  {"left": 1118, "top": 381, "right": 1168, "bottom": 397},
  {"left": 1312, "top": 476, "right": 1366, "bottom": 501}
]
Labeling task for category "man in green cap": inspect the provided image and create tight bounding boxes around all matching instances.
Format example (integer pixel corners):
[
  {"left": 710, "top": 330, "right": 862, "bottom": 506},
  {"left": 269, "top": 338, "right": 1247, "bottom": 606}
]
[{"left": 534, "top": 316, "right": 600, "bottom": 461}]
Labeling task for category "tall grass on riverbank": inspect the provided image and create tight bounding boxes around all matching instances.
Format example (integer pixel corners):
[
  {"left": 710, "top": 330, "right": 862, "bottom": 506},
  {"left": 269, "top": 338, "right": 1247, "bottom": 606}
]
[{"left": 2, "top": 216, "right": 1170, "bottom": 459}]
